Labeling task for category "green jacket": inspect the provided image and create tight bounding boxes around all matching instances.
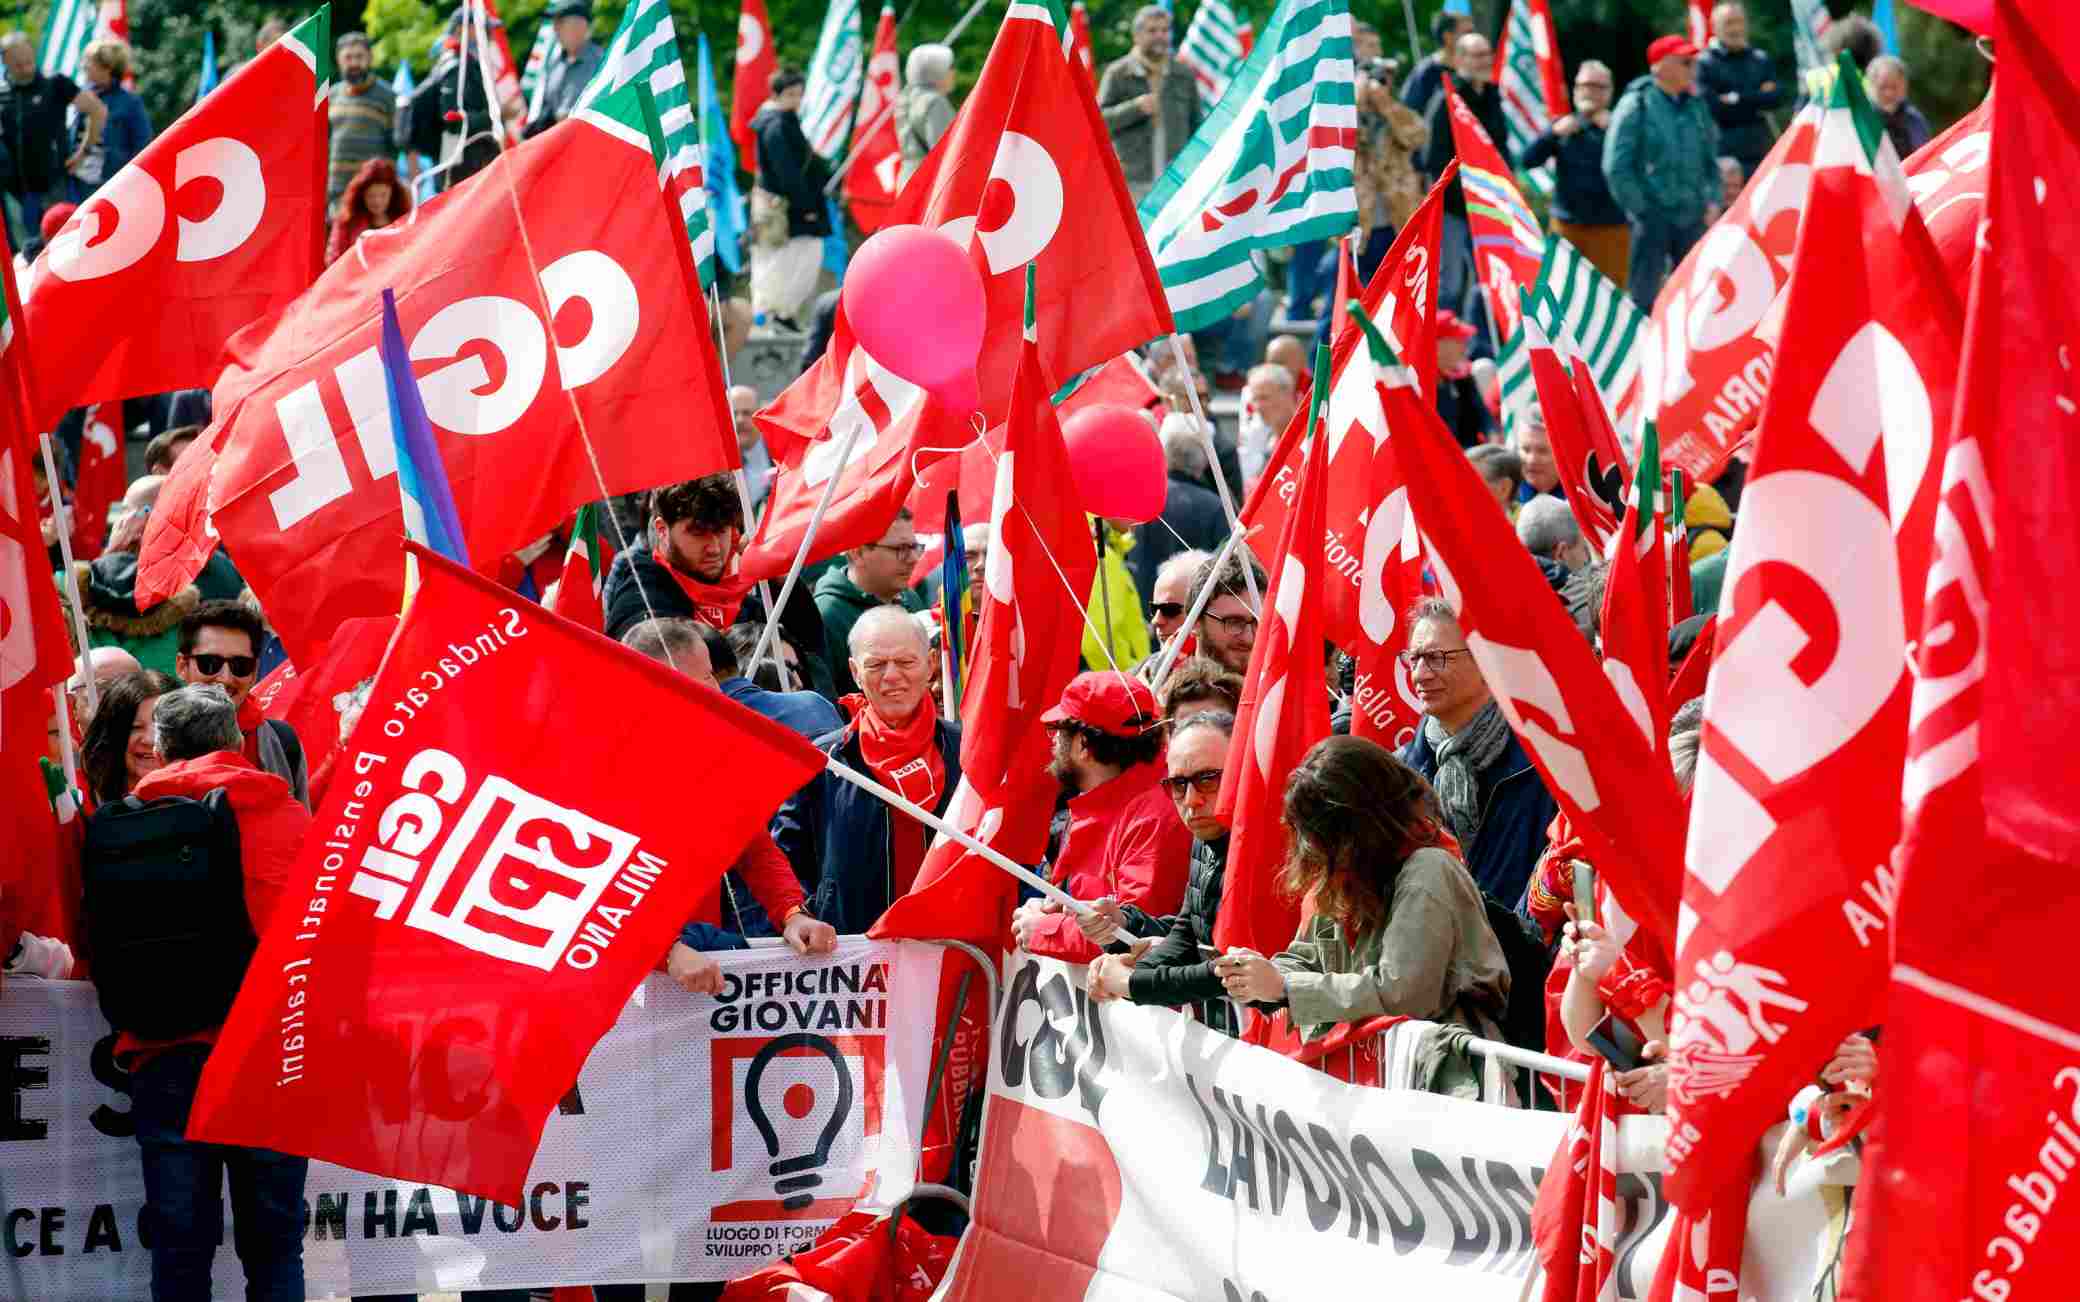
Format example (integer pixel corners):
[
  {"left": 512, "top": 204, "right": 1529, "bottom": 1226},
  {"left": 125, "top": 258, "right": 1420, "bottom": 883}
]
[
  {"left": 813, "top": 565, "right": 924, "bottom": 697},
  {"left": 1602, "top": 75, "right": 1721, "bottom": 228}
]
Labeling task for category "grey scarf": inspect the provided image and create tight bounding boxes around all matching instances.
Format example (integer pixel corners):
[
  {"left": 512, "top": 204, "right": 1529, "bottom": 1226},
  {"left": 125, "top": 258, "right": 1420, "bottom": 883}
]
[{"left": 1423, "top": 701, "right": 1511, "bottom": 854}]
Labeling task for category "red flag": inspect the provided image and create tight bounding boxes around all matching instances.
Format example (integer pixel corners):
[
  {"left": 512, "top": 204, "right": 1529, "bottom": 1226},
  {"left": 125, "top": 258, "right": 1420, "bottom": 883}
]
[
  {"left": 18, "top": 12, "right": 327, "bottom": 428},
  {"left": 185, "top": 543, "right": 826, "bottom": 1203},
  {"left": 1666, "top": 68, "right": 1961, "bottom": 1212},
  {"left": 1686, "top": 0, "right": 1713, "bottom": 44},
  {"left": 1597, "top": 421, "right": 1670, "bottom": 766},
  {"left": 1845, "top": 8, "right": 2077, "bottom": 1294},
  {"left": 1520, "top": 314, "right": 1625, "bottom": 556},
  {"left": 67, "top": 403, "right": 125, "bottom": 558},
  {"left": 1648, "top": 83, "right": 1983, "bottom": 484},
  {"left": 1443, "top": 80, "right": 1542, "bottom": 349},
  {"left": 1363, "top": 311, "right": 1686, "bottom": 959},
  {"left": 1529, "top": 1061, "right": 1618, "bottom": 1302},
  {"left": 1213, "top": 354, "right": 1331, "bottom": 958},
  {"left": 886, "top": 3, "right": 1173, "bottom": 420},
  {"left": 732, "top": 0, "right": 778, "bottom": 164},
  {"left": 137, "top": 87, "right": 733, "bottom": 663},
  {"left": 545, "top": 505, "right": 610, "bottom": 632},
  {"left": 1240, "top": 170, "right": 1448, "bottom": 737},
  {"left": 743, "top": 306, "right": 960, "bottom": 582},
  {"left": 721, "top": 1210, "right": 956, "bottom": 1302},
  {"left": 1068, "top": 3, "right": 1096, "bottom": 86},
  {"left": 843, "top": 7, "right": 904, "bottom": 234},
  {"left": 871, "top": 278, "right": 1097, "bottom": 947},
  {"left": 257, "top": 614, "right": 398, "bottom": 805}
]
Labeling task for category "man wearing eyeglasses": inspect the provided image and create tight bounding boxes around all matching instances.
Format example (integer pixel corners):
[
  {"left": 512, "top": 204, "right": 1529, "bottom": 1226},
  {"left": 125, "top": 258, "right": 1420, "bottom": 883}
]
[
  {"left": 1393, "top": 598, "right": 1558, "bottom": 910},
  {"left": 1082, "top": 709, "right": 1240, "bottom": 1036},
  {"left": 174, "top": 601, "right": 309, "bottom": 808},
  {"left": 1184, "top": 550, "right": 1267, "bottom": 677},
  {"left": 814, "top": 510, "right": 927, "bottom": 697},
  {"left": 1519, "top": 59, "right": 1631, "bottom": 289},
  {"left": 1011, "top": 673, "right": 1193, "bottom": 965}
]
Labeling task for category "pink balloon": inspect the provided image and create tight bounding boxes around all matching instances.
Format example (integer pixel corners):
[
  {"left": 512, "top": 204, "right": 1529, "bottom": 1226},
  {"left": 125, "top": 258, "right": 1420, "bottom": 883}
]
[
  {"left": 1061, "top": 405, "right": 1167, "bottom": 523},
  {"left": 841, "top": 224, "right": 986, "bottom": 413}
]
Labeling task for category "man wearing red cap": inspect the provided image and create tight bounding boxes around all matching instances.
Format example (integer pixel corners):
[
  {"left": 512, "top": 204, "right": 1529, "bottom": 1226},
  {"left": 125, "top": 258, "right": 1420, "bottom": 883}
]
[
  {"left": 1433, "top": 310, "right": 1495, "bottom": 448},
  {"left": 1602, "top": 34, "right": 1722, "bottom": 311},
  {"left": 1011, "top": 672, "right": 1194, "bottom": 964}
]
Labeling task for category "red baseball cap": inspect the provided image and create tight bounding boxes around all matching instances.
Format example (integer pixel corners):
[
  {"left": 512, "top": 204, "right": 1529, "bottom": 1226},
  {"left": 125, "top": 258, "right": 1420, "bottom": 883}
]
[
  {"left": 1436, "top": 310, "right": 1478, "bottom": 341},
  {"left": 1042, "top": 672, "right": 1160, "bottom": 738},
  {"left": 1646, "top": 35, "right": 1698, "bottom": 64}
]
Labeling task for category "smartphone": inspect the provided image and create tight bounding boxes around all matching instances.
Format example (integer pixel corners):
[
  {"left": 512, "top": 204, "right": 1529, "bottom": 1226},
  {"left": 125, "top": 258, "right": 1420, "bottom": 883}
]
[
  {"left": 1572, "top": 862, "right": 1597, "bottom": 928},
  {"left": 1587, "top": 1016, "right": 1646, "bottom": 1072}
]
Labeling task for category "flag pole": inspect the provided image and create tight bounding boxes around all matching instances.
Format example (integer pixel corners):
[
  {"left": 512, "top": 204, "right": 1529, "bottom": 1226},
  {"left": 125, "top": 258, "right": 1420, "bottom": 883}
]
[
  {"left": 37, "top": 437, "right": 101, "bottom": 722},
  {"left": 1166, "top": 333, "right": 1261, "bottom": 612},
  {"left": 1397, "top": 0, "right": 1422, "bottom": 63},
  {"left": 1145, "top": 518, "right": 1252, "bottom": 693},
  {"left": 827, "top": 757, "right": 1148, "bottom": 941},
  {"left": 708, "top": 285, "right": 797, "bottom": 692},
  {"left": 741, "top": 418, "right": 870, "bottom": 681},
  {"left": 822, "top": 0, "right": 993, "bottom": 195}
]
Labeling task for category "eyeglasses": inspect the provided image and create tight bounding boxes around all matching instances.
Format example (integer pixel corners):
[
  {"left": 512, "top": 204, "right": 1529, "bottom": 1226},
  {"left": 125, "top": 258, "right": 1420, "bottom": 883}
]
[
  {"left": 187, "top": 653, "right": 258, "bottom": 678},
  {"left": 1151, "top": 602, "right": 1186, "bottom": 620},
  {"left": 1399, "top": 648, "right": 1472, "bottom": 674},
  {"left": 1204, "top": 612, "right": 1258, "bottom": 637},
  {"left": 863, "top": 542, "right": 926, "bottom": 560},
  {"left": 1159, "top": 768, "right": 1225, "bottom": 799},
  {"left": 1577, "top": 80, "right": 1612, "bottom": 90}
]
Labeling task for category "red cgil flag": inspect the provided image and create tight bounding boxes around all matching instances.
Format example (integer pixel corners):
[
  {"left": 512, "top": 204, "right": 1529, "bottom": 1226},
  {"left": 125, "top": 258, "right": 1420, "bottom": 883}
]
[
  {"left": 886, "top": 0, "right": 1172, "bottom": 421},
  {"left": 871, "top": 271, "right": 1096, "bottom": 948},
  {"left": 1363, "top": 305, "right": 1687, "bottom": 960},
  {"left": 19, "top": 9, "right": 329, "bottom": 429},
  {"left": 186, "top": 543, "right": 826, "bottom": 1204},
  {"left": 1665, "top": 60, "right": 1961, "bottom": 1212},
  {"left": 137, "top": 83, "right": 733, "bottom": 664},
  {"left": 1843, "top": 4, "right": 2080, "bottom": 1295},
  {"left": 732, "top": 0, "right": 778, "bottom": 165},
  {"left": 843, "top": 6, "right": 904, "bottom": 234},
  {"left": 1212, "top": 345, "right": 1332, "bottom": 959}
]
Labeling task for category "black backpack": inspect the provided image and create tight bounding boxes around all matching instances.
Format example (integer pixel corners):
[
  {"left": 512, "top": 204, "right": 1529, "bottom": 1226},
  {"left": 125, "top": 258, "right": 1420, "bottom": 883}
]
[
  {"left": 81, "top": 791, "right": 257, "bottom": 1040},
  {"left": 1481, "top": 892, "right": 1556, "bottom": 1056}
]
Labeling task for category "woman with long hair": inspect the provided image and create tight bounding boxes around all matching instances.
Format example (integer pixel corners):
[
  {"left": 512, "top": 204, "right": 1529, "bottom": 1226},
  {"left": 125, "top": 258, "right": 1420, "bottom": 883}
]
[
  {"left": 326, "top": 157, "right": 411, "bottom": 264},
  {"left": 79, "top": 670, "right": 178, "bottom": 806},
  {"left": 1216, "top": 736, "right": 1510, "bottom": 1047}
]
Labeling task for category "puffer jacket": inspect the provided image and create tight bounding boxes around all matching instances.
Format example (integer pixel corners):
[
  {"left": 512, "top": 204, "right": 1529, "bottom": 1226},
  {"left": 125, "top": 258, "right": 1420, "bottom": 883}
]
[
  {"left": 1119, "top": 835, "right": 1237, "bottom": 1036},
  {"left": 1602, "top": 75, "right": 1721, "bottom": 228}
]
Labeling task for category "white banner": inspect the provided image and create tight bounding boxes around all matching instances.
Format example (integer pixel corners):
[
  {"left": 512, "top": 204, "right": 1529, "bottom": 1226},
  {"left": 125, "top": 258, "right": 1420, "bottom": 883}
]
[
  {"left": 0, "top": 939, "right": 961, "bottom": 1298},
  {"left": 936, "top": 954, "right": 1847, "bottom": 1302}
]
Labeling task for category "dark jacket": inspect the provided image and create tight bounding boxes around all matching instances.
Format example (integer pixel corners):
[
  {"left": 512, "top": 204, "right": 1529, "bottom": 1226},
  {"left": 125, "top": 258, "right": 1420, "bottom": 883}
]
[
  {"left": 1420, "top": 75, "right": 1509, "bottom": 218},
  {"left": 750, "top": 104, "right": 832, "bottom": 239},
  {"left": 1603, "top": 75, "right": 1721, "bottom": 228},
  {"left": 1435, "top": 373, "right": 1494, "bottom": 448},
  {"left": 1519, "top": 121, "right": 1625, "bottom": 226},
  {"left": 719, "top": 673, "right": 844, "bottom": 742},
  {"left": 522, "top": 39, "right": 605, "bottom": 138},
  {"left": 0, "top": 72, "right": 78, "bottom": 196},
  {"left": 601, "top": 545, "right": 835, "bottom": 697},
  {"left": 1117, "top": 835, "right": 1236, "bottom": 1037},
  {"left": 1694, "top": 41, "right": 1784, "bottom": 168},
  {"left": 1880, "top": 102, "right": 1933, "bottom": 160},
  {"left": 1130, "top": 474, "right": 1229, "bottom": 605},
  {"left": 1398, "top": 53, "right": 1451, "bottom": 115},
  {"left": 1396, "top": 725, "right": 1557, "bottom": 911},
  {"left": 78, "top": 84, "right": 151, "bottom": 189},
  {"left": 771, "top": 718, "right": 963, "bottom": 934}
]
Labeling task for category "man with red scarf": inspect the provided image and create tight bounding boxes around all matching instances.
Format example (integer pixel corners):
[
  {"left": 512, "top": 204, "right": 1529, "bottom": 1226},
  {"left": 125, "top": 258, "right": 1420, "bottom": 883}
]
[
  {"left": 773, "top": 608, "right": 963, "bottom": 933},
  {"left": 1012, "top": 672, "right": 1193, "bottom": 964},
  {"left": 601, "top": 474, "right": 834, "bottom": 695},
  {"left": 173, "top": 601, "right": 308, "bottom": 809}
]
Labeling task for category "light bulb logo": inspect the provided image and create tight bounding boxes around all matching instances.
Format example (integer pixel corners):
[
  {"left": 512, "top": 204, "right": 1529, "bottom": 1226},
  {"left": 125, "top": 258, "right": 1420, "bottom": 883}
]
[{"left": 743, "top": 1033, "right": 854, "bottom": 1211}]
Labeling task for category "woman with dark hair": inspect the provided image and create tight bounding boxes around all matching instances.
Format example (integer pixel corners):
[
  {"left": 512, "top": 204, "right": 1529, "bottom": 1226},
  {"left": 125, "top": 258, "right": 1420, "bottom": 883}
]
[
  {"left": 326, "top": 157, "right": 411, "bottom": 264},
  {"left": 79, "top": 670, "right": 178, "bottom": 806},
  {"left": 1216, "top": 736, "right": 1509, "bottom": 1045}
]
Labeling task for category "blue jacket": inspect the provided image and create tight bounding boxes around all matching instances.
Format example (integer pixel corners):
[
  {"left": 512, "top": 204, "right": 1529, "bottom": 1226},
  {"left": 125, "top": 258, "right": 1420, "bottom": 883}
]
[
  {"left": 1397, "top": 724, "right": 1557, "bottom": 911},
  {"left": 719, "top": 674, "right": 844, "bottom": 742},
  {"left": 1519, "top": 121, "right": 1625, "bottom": 227},
  {"left": 772, "top": 718, "right": 963, "bottom": 935},
  {"left": 79, "top": 85, "right": 151, "bottom": 187}
]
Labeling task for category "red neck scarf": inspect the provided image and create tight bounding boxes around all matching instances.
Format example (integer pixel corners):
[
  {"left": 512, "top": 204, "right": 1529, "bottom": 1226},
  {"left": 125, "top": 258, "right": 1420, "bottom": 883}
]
[
  {"left": 237, "top": 692, "right": 268, "bottom": 766},
  {"left": 653, "top": 544, "right": 756, "bottom": 629},
  {"left": 841, "top": 693, "right": 945, "bottom": 809}
]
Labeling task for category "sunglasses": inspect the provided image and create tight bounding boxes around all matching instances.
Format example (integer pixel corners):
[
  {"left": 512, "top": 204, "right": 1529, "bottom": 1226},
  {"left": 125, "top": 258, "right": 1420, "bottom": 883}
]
[
  {"left": 187, "top": 653, "right": 258, "bottom": 678},
  {"left": 1151, "top": 601, "right": 1187, "bottom": 620},
  {"left": 1159, "top": 768, "right": 1225, "bottom": 799}
]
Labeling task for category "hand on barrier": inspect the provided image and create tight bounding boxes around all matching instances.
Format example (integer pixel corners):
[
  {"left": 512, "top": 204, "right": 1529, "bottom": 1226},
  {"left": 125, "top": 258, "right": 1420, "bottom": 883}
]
[
  {"left": 668, "top": 941, "right": 726, "bottom": 995},
  {"left": 1215, "top": 949, "right": 1284, "bottom": 1003},
  {"left": 784, "top": 912, "right": 840, "bottom": 956},
  {"left": 1076, "top": 897, "right": 1126, "bottom": 946}
]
